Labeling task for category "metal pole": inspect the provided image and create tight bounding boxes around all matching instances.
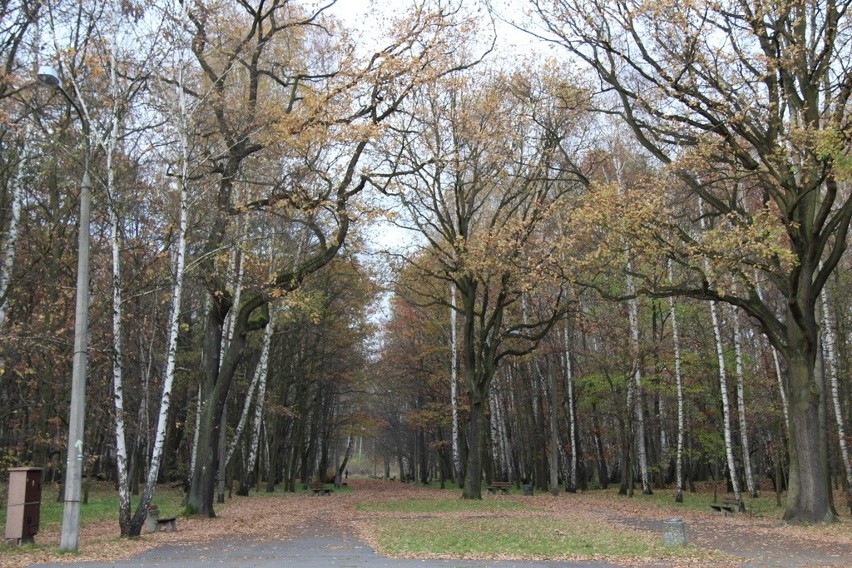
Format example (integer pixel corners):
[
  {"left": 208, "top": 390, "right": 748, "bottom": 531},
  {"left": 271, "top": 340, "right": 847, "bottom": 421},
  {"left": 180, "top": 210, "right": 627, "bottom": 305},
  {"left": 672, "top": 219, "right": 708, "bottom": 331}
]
[{"left": 59, "top": 165, "right": 91, "bottom": 552}]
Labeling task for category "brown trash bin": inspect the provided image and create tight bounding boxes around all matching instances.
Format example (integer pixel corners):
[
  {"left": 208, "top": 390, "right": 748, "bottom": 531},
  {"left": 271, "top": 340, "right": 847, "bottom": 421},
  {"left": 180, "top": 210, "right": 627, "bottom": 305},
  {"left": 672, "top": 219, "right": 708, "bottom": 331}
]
[{"left": 5, "top": 467, "right": 43, "bottom": 545}]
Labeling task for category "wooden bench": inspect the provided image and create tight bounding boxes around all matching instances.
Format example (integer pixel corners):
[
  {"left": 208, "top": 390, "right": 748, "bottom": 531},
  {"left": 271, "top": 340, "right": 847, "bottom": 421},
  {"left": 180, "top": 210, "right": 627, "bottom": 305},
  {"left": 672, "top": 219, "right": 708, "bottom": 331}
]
[
  {"left": 487, "top": 481, "right": 512, "bottom": 494},
  {"left": 308, "top": 482, "right": 333, "bottom": 495},
  {"left": 709, "top": 497, "right": 743, "bottom": 516}
]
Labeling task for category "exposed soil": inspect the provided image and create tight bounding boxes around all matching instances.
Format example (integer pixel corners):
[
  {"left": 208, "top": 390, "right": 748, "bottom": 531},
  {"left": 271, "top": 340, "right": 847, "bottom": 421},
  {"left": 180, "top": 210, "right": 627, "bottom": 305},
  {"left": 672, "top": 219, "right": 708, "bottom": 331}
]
[{"left": 3, "top": 480, "right": 850, "bottom": 568}]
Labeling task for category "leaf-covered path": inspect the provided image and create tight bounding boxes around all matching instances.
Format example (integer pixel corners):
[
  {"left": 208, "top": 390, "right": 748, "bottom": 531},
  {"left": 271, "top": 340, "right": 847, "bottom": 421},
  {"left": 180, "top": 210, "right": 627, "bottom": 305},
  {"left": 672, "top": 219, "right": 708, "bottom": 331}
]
[{"left": 10, "top": 480, "right": 852, "bottom": 568}]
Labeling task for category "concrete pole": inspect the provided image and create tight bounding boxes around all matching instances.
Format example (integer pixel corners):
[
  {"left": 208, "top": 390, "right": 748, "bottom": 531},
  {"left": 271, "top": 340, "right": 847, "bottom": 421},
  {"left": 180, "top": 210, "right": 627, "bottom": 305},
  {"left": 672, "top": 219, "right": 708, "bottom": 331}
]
[
  {"left": 59, "top": 166, "right": 91, "bottom": 552},
  {"left": 38, "top": 66, "right": 93, "bottom": 552}
]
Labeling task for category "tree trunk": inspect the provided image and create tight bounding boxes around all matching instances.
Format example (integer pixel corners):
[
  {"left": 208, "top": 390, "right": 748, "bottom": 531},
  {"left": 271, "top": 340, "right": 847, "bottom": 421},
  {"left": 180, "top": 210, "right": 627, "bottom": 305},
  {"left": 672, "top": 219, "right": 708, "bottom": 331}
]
[
  {"left": 563, "top": 328, "right": 578, "bottom": 493},
  {"left": 820, "top": 285, "right": 852, "bottom": 496},
  {"left": 618, "top": 414, "right": 631, "bottom": 496},
  {"left": 709, "top": 300, "right": 743, "bottom": 502},
  {"left": 784, "top": 332, "right": 833, "bottom": 523},
  {"left": 668, "top": 263, "right": 685, "bottom": 503},
  {"left": 733, "top": 309, "right": 757, "bottom": 498},
  {"left": 591, "top": 407, "right": 608, "bottom": 489},
  {"left": 450, "top": 285, "right": 461, "bottom": 485},
  {"left": 336, "top": 435, "right": 354, "bottom": 487},
  {"left": 216, "top": 399, "right": 228, "bottom": 504},
  {"left": 0, "top": 128, "right": 26, "bottom": 331},
  {"left": 463, "top": 395, "right": 487, "bottom": 498},
  {"left": 186, "top": 294, "right": 267, "bottom": 516},
  {"left": 626, "top": 266, "right": 651, "bottom": 494},
  {"left": 548, "top": 358, "right": 560, "bottom": 496},
  {"left": 238, "top": 315, "right": 273, "bottom": 496},
  {"left": 105, "top": 71, "right": 132, "bottom": 534}
]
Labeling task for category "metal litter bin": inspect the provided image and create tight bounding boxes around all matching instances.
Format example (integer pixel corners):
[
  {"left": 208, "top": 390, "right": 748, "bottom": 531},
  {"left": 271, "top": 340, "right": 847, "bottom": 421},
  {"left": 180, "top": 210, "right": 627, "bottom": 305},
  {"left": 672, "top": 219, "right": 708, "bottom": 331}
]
[{"left": 5, "top": 467, "right": 43, "bottom": 545}]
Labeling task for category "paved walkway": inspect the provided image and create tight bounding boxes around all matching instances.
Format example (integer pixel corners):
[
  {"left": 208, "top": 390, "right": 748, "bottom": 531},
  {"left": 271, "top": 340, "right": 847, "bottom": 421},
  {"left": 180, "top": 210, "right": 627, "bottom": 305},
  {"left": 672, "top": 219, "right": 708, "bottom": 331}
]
[{"left": 30, "top": 520, "right": 618, "bottom": 568}]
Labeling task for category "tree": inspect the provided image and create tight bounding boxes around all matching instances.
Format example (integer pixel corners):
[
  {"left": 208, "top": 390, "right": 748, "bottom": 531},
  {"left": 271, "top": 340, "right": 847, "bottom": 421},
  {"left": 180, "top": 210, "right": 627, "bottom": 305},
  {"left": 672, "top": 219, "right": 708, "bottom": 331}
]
[
  {"left": 383, "top": 63, "right": 590, "bottom": 498},
  {"left": 179, "top": 0, "right": 475, "bottom": 516},
  {"left": 532, "top": 0, "right": 852, "bottom": 522}
]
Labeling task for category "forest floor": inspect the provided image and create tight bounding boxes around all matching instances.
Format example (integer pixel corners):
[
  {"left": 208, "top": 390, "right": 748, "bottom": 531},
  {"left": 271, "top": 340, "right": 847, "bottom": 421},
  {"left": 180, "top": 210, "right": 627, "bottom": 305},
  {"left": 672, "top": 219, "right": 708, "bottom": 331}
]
[{"left": 4, "top": 479, "right": 852, "bottom": 567}]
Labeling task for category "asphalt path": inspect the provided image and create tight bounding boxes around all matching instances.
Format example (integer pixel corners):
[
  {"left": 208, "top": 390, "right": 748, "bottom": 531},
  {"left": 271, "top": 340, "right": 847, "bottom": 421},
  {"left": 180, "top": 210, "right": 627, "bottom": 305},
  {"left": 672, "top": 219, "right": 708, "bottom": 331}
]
[{"left": 29, "top": 520, "right": 621, "bottom": 568}]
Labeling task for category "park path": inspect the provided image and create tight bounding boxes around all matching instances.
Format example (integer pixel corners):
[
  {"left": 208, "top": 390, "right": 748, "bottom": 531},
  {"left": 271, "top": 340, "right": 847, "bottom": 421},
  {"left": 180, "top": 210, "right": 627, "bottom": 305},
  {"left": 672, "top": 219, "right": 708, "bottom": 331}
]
[{"left": 13, "top": 480, "right": 852, "bottom": 568}]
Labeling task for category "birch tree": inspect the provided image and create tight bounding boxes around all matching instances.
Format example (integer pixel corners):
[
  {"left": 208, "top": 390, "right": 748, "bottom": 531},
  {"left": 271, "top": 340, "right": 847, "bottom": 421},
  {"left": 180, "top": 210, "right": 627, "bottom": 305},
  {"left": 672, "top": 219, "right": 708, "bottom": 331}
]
[
  {"left": 0, "top": 130, "right": 28, "bottom": 331},
  {"left": 667, "top": 261, "right": 686, "bottom": 502},
  {"left": 450, "top": 284, "right": 461, "bottom": 484},
  {"left": 733, "top": 308, "right": 758, "bottom": 498},
  {"left": 562, "top": 326, "right": 578, "bottom": 493},
  {"left": 625, "top": 264, "right": 652, "bottom": 494},
  {"left": 820, "top": 284, "right": 852, "bottom": 495},
  {"left": 709, "top": 299, "right": 743, "bottom": 503},
  {"left": 107, "top": 1, "right": 187, "bottom": 536}
]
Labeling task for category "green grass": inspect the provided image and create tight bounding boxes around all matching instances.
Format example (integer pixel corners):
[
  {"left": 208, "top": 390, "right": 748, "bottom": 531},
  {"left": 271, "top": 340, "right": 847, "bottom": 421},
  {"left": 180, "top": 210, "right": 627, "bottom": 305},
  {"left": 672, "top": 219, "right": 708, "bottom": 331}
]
[
  {"left": 370, "top": 516, "right": 713, "bottom": 560},
  {"left": 357, "top": 497, "right": 525, "bottom": 513},
  {"left": 0, "top": 481, "right": 186, "bottom": 532},
  {"left": 597, "top": 487, "right": 785, "bottom": 518}
]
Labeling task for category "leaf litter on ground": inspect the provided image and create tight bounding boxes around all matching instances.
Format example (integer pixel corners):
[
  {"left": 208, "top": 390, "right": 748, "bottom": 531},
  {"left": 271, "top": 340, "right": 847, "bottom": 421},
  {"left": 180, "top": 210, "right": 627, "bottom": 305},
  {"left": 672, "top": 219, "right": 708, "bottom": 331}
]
[{"left": 2, "top": 480, "right": 851, "bottom": 568}]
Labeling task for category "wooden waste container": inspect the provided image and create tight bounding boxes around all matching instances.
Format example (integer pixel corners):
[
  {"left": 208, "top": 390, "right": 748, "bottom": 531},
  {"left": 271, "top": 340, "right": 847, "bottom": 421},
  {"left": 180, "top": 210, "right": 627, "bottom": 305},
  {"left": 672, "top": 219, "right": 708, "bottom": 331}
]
[{"left": 5, "top": 467, "right": 43, "bottom": 545}]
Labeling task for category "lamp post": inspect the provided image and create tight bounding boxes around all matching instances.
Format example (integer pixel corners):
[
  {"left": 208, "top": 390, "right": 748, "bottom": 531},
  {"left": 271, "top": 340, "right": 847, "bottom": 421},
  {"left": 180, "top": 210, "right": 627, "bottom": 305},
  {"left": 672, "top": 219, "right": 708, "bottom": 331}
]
[{"left": 37, "top": 64, "right": 92, "bottom": 553}]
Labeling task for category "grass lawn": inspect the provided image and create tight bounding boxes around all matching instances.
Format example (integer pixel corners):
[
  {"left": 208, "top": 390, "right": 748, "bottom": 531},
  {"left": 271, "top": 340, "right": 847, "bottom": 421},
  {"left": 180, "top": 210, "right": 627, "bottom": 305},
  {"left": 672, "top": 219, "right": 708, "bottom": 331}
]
[
  {"left": 0, "top": 479, "right": 353, "bottom": 533},
  {"left": 369, "top": 515, "right": 713, "bottom": 560},
  {"left": 357, "top": 497, "right": 525, "bottom": 513},
  {"left": 0, "top": 481, "right": 186, "bottom": 534},
  {"left": 596, "top": 486, "right": 785, "bottom": 518},
  {"left": 356, "top": 493, "right": 728, "bottom": 563}
]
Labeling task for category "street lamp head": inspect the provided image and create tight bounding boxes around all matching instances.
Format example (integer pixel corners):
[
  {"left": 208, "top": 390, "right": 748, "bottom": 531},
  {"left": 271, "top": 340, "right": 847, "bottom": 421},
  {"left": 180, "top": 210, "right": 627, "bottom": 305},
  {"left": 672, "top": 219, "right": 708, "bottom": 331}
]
[{"left": 37, "top": 65, "right": 62, "bottom": 89}]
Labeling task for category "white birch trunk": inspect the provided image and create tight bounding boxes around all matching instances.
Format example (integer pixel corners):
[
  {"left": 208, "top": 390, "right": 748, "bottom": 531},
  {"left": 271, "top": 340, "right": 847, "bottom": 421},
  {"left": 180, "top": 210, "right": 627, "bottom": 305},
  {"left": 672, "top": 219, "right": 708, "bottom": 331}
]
[
  {"left": 489, "top": 383, "right": 504, "bottom": 478},
  {"left": 547, "top": 361, "right": 560, "bottom": 495},
  {"left": 733, "top": 308, "right": 757, "bottom": 498},
  {"left": 103, "top": 52, "right": 133, "bottom": 527},
  {"left": 659, "top": 390, "right": 669, "bottom": 471},
  {"left": 243, "top": 352, "right": 269, "bottom": 493},
  {"left": 220, "top": 248, "right": 243, "bottom": 362},
  {"left": 700, "top": 203, "right": 741, "bottom": 501},
  {"left": 188, "top": 383, "right": 202, "bottom": 487},
  {"left": 450, "top": 284, "right": 461, "bottom": 484},
  {"left": 145, "top": 51, "right": 191, "bottom": 503},
  {"left": 820, "top": 285, "right": 852, "bottom": 493},
  {"left": 218, "top": 248, "right": 243, "bottom": 499},
  {"left": 667, "top": 260, "right": 685, "bottom": 502},
  {"left": 563, "top": 326, "right": 578, "bottom": 492},
  {"left": 107, "top": 161, "right": 127, "bottom": 488},
  {"left": 771, "top": 348, "right": 789, "bottom": 432},
  {"left": 225, "top": 310, "right": 274, "bottom": 467},
  {"left": 0, "top": 130, "right": 27, "bottom": 331},
  {"left": 709, "top": 300, "right": 742, "bottom": 501},
  {"left": 626, "top": 262, "right": 651, "bottom": 494}
]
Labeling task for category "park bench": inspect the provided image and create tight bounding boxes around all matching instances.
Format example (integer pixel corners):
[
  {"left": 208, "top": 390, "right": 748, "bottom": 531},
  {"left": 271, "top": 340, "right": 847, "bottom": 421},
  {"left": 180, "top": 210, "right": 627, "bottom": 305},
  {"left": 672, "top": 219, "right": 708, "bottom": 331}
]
[
  {"left": 145, "top": 505, "right": 177, "bottom": 533},
  {"left": 487, "top": 481, "right": 512, "bottom": 494},
  {"left": 709, "top": 496, "right": 743, "bottom": 516},
  {"left": 155, "top": 516, "right": 177, "bottom": 532},
  {"left": 308, "top": 482, "right": 333, "bottom": 495}
]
